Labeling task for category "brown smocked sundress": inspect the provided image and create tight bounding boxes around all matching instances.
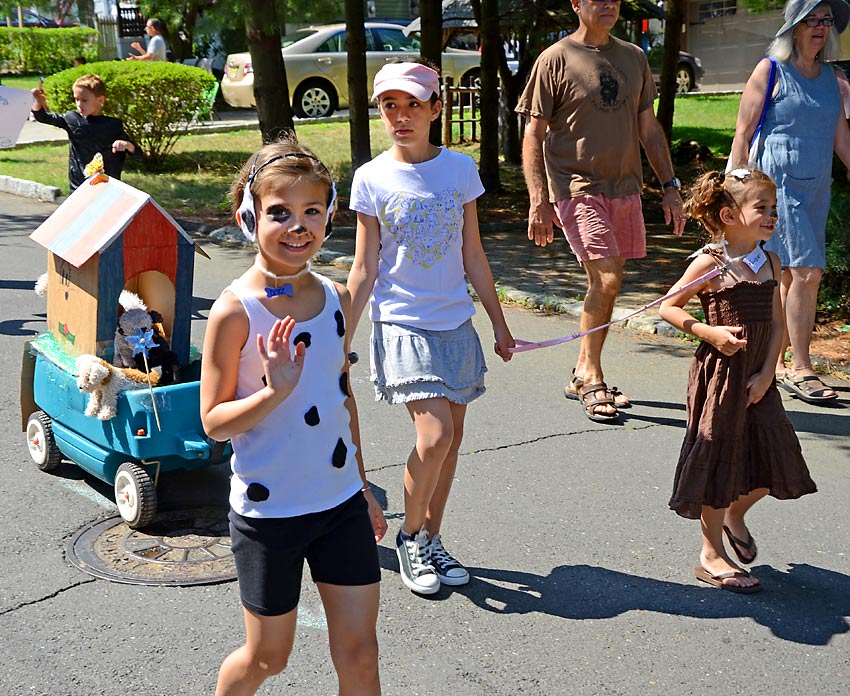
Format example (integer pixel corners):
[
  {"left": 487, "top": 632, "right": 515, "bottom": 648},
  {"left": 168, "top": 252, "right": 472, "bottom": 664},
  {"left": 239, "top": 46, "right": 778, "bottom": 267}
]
[{"left": 669, "top": 270, "right": 817, "bottom": 520}]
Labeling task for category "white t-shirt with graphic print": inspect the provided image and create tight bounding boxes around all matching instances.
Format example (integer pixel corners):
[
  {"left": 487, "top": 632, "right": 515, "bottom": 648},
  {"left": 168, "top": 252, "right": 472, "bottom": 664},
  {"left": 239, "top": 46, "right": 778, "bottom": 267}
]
[{"left": 349, "top": 147, "right": 485, "bottom": 331}]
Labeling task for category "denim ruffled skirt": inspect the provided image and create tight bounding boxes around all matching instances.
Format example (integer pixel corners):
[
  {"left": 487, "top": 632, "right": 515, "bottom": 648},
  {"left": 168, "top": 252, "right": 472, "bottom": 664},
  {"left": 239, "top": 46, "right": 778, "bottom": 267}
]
[{"left": 369, "top": 319, "right": 487, "bottom": 405}]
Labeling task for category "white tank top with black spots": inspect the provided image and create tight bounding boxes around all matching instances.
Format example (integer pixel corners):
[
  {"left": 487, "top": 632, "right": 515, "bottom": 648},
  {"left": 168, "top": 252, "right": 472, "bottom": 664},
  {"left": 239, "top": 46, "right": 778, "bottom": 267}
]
[{"left": 225, "top": 273, "right": 361, "bottom": 518}]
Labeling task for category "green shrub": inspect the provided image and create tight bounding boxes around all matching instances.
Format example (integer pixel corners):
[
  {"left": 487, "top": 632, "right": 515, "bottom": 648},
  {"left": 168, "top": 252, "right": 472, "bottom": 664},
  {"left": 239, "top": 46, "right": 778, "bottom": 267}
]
[
  {"left": 0, "top": 27, "right": 98, "bottom": 74},
  {"left": 43, "top": 61, "right": 217, "bottom": 163},
  {"left": 822, "top": 183, "right": 850, "bottom": 321}
]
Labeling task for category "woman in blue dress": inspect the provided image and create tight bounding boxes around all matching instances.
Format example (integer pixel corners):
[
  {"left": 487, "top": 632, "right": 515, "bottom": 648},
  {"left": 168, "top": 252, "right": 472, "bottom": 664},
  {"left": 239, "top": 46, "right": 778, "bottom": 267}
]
[{"left": 729, "top": 0, "right": 850, "bottom": 404}]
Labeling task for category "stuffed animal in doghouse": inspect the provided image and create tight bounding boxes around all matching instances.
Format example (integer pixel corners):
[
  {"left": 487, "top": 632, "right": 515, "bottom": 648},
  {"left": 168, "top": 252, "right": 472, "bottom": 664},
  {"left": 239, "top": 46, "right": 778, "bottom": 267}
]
[
  {"left": 76, "top": 354, "right": 162, "bottom": 420},
  {"left": 34, "top": 273, "right": 48, "bottom": 297},
  {"left": 113, "top": 291, "right": 178, "bottom": 384}
]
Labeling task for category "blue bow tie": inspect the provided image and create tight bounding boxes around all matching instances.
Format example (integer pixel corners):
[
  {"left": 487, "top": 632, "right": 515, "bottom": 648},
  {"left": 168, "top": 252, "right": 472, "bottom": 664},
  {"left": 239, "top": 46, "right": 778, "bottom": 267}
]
[{"left": 265, "top": 284, "right": 293, "bottom": 298}]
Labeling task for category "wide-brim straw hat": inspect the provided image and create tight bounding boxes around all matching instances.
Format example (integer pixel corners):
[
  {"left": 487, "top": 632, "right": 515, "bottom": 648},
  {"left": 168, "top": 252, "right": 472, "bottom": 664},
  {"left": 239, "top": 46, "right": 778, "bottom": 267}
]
[{"left": 775, "top": 0, "right": 850, "bottom": 36}]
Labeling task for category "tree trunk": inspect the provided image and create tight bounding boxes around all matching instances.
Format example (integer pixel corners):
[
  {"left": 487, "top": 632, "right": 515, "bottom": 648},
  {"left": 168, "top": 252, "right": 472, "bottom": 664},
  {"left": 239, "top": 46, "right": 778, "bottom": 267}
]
[
  {"left": 498, "top": 55, "right": 522, "bottom": 164},
  {"left": 244, "top": 0, "right": 293, "bottom": 143},
  {"left": 170, "top": 4, "right": 198, "bottom": 61},
  {"left": 346, "top": 0, "right": 371, "bottom": 169},
  {"left": 471, "top": 0, "right": 501, "bottom": 191},
  {"left": 656, "top": 0, "right": 684, "bottom": 143},
  {"left": 419, "top": 0, "right": 443, "bottom": 146}
]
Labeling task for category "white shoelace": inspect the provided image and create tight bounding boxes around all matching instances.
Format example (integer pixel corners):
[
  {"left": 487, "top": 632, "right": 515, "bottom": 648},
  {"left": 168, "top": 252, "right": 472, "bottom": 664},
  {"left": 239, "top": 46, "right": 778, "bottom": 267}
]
[{"left": 404, "top": 536, "right": 434, "bottom": 576}]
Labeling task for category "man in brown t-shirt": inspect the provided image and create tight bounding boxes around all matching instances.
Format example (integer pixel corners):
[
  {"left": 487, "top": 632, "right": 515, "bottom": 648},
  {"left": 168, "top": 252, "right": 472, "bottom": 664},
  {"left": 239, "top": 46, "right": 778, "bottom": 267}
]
[{"left": 516, "top": 0, "right": 685, "bottom": 423}]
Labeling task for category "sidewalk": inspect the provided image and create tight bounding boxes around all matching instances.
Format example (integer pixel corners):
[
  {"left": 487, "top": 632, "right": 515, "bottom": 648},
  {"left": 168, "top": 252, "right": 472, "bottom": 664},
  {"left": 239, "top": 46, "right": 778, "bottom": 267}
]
[
  {"left": 9, "top": 111, "right": 846, "bottom": 372},
  {"left": 203, "top": 216, "right": 702, "bottom": 341}
]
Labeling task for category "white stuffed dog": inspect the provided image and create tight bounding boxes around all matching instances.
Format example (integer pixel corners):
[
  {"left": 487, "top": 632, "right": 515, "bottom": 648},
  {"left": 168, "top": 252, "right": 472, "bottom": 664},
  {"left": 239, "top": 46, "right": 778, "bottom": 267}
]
[{"left": 76, "top": 354, "right": 162, "bottom": 421}]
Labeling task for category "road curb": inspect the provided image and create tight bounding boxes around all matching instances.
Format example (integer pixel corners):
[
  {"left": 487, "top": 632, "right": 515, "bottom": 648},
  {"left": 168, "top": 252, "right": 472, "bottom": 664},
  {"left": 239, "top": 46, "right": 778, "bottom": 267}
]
[{"left": 0, "top": 175, "right": 61, "bottom": 202}]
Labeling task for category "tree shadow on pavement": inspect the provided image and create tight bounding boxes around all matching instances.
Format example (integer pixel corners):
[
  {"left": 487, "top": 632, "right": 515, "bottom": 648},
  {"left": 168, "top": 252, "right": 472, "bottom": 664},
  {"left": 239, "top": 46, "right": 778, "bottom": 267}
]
[
  {"left": 618, "top": 402, "right": 686, "bottom": 428},
  {"left": 786, "top": 408, "right": 850, "bottom": 443},
  {"left": 463, "top": 563, "right": 850, "bottom": 645}
]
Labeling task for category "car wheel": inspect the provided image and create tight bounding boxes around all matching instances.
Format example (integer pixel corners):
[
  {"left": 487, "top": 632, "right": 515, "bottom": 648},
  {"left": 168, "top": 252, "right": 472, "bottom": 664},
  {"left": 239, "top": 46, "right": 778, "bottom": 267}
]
[
  {"left": 293, "top": 80, "right": 336, "bottom": 118},
  {"left": 461, "top": 69, "right": 480, "bottom": 90},
  {"left": 675, "top": 64, "right": 694, "bottom": 93}
]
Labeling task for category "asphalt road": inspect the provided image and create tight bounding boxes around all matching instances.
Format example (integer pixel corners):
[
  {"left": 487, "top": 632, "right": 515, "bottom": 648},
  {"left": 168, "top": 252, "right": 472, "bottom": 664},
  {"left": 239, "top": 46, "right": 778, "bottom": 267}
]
[{"left": 1, "top": 192, "right": 849, "bottom": 695}]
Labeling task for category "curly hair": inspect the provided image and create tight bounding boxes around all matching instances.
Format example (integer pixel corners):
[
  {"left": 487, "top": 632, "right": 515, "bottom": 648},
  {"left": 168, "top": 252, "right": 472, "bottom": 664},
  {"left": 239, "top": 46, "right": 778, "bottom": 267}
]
[
  {"left": 229, "top": 135, "right": 333, "bottom": 220},
  {"left": 684, "top": 169, "right": 776, "bottom": 240}
]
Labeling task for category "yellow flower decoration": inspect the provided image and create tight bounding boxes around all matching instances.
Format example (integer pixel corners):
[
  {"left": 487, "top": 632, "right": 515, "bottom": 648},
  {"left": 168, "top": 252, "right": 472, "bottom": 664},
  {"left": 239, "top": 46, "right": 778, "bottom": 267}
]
[{"left": 84, "top": 153, "right": 104, "bottom": 178}]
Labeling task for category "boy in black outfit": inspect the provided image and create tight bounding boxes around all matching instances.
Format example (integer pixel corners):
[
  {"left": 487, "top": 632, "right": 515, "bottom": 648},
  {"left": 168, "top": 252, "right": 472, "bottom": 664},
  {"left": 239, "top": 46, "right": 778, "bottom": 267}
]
[{"left": 31, "top": 74, "right": 141, "bottom": 191}]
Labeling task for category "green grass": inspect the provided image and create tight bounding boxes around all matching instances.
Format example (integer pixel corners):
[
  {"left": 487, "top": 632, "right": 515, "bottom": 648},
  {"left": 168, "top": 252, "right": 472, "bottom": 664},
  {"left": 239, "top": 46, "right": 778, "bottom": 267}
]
[
  {"left": 0, "top": 107, "right": 490, "bottom": 222},
  {"left": 0, "top": 74, "right": 42, "bottom": 90},
  {"left": 0, "top": 120, "right": 399, "bottom": 219},
  {"left": 0, "top": 94, "right": 736, "bottom": 223},
  {"left": 670, "top": 94, "right": 740, "bottom": 156}
]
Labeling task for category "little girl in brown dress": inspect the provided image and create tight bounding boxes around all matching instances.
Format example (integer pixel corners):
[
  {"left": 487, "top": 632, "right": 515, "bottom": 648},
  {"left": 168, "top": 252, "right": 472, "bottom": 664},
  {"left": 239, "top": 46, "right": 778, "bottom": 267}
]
[{"left": 659, "top": 169, "right": 816, "bottom": 593}]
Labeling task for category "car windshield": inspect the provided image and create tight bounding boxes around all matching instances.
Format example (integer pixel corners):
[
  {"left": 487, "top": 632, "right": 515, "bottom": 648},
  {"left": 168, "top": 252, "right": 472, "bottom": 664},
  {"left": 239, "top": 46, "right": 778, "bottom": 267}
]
[{"left": 281, "top": 29, "right": 318, "bottom": 48}]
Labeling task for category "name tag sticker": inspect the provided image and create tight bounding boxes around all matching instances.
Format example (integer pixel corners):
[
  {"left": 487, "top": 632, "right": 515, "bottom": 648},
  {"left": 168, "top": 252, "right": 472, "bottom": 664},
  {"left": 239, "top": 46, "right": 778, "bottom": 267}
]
[{"left": 743, "top": 246, "right": 767, "bottom": 274}]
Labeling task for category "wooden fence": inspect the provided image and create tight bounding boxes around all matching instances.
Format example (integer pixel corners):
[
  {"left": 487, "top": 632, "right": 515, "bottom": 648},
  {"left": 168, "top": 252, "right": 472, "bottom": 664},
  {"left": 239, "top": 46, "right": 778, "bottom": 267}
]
[
  {"left": 442, "top": 77, "right": 479, "bottom": 147},
  {"left": 95, "top": 16, "right": 117, "bottom": 60}
]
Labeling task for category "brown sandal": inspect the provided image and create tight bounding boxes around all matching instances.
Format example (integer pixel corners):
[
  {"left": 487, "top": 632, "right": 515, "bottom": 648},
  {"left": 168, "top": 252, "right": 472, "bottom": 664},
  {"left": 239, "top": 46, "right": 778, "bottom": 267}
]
[
  {"left": 723, "top": 525, "right": 757, "bottom": 564},
  {"left": 781, "top": 373, "right": 838, "bottom": 404},
  {"left": 693, "top": 566, "right": 762, "bottom": 593},
  {"left": 565, "top": 371, "right": 631, "bottom": 408},
  {"left": 579, "top": 382, "right": 621, "bottom": 423}
]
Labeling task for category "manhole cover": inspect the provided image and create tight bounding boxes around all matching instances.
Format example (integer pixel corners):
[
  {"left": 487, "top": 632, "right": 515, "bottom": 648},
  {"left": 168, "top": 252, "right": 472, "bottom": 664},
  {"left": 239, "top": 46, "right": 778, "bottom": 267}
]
[{"left": 67, "top": 506, "right": 236, "bottom": 586}]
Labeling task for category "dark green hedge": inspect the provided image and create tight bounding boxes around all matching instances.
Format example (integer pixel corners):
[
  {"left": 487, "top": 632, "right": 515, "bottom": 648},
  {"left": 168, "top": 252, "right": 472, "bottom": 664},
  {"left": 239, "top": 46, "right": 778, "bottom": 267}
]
[
  {"left": 0, "top": 27, "right": 99, "bottom": 74},
  {"left": 822, "top": 183, "right": 850, "bottom": 320},
  {"left": 44, "top": 61, "right": 218, "bottom": 162}
]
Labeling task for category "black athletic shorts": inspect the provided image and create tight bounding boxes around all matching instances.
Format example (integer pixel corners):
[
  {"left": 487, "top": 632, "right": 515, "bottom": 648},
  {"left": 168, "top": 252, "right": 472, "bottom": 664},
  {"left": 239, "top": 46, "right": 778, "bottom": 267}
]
[{"left": 228, "top": 491, "right": 381, "bottom": 616}]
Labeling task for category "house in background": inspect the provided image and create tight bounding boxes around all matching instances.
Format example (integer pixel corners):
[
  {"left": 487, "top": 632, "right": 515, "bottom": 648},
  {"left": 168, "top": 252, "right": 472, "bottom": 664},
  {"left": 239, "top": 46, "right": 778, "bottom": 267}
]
[
  {"left": 93, "top": 1, "right": 145, "bottom": 60},
  {"left": 684, "top": 0, "right": 850, "bottom": 88}
]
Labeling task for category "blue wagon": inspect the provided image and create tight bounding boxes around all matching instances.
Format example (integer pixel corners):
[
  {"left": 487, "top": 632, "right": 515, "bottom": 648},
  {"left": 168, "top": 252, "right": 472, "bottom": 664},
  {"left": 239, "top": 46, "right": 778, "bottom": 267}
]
[
  {"left": 22, "top": 170, "right": 229, "bottom": 528},
  {"left": 23, "top": 338, "right": 230, "bottom": 527}
]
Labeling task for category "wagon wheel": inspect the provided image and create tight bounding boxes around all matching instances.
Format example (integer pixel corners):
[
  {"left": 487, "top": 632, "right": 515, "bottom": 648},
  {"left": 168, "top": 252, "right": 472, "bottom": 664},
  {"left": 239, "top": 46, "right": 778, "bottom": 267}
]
[
  {"left": 26, "top": 410, "right": 62, "bottom": 472},
  {"left": 114, "top": 462, "right": 157, "bottom": 529}
]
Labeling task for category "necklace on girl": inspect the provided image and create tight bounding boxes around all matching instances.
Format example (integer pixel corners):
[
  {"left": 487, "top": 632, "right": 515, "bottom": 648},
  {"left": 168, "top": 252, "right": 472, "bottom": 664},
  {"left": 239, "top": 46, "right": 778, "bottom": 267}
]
[
  {"left": 688, "top": 241, "right": 767, "bottom": 274},
  {"left": 254, "top": 256, "right": 312, "bottom": 298}
]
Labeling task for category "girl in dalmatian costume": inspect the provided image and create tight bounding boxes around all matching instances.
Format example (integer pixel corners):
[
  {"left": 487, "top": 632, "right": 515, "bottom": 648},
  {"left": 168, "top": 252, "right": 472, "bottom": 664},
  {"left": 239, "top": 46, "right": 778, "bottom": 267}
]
[{"left": 201, "top": 138, "right": 386, "bottom": 696}]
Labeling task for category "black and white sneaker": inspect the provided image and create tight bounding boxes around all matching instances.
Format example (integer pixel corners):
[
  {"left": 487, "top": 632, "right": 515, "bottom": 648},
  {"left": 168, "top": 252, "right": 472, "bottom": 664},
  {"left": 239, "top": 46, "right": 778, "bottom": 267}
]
[
  {"left": 428, "top": 533, "right": 469, "bottom": 586},
  {"left": 396, "top": 528, "right": 440, "bottom": 595}
]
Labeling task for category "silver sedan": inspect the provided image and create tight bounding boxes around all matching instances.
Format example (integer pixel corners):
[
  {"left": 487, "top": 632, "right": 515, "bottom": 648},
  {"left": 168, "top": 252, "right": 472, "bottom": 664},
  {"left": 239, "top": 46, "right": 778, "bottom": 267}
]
[{"left": 221, "top": 22, "right": 482, "bottom": 117}]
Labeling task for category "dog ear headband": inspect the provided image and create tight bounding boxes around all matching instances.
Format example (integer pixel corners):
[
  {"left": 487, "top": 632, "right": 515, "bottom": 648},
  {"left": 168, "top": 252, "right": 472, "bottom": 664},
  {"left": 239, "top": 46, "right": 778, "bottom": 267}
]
[{"left": 236, "top": 153, "right": 337, "bottom": 242}]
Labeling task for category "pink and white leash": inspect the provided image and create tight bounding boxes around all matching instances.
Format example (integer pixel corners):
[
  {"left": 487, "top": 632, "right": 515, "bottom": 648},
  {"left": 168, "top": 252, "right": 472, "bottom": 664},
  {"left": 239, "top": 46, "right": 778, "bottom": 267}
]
[{"left": 508, "top": 265, "right": 724, "bottom": 354}]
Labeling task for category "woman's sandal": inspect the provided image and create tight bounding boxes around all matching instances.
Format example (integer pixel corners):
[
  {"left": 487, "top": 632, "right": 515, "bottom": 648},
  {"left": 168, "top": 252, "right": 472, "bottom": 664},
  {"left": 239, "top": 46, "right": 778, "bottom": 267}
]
[
  {"left": 578, "top": 382, "right": 621, "bottom": 423},
  {"left": 781, "top": 372, "right": 838, "bottom": 404},
  {"left": 564, "top": 370, "right": 631, "bottom": 408},
  {"left": 723, "top": 524, "right": 758, "bottom": 565}
]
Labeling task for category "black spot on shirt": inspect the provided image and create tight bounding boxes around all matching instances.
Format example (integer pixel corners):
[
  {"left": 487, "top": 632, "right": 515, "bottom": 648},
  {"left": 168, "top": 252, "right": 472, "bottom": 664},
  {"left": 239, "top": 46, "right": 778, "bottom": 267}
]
[
  {"left": 334, "top": 310, "right": 345, "bottom": 337},
  {"left": 332, "top": 438, "right": 347, "bottom": 468},
  {"left": 246, "top": 482, "right": 270, "bottom": 502},
  {"left": 293, "top": 331, "right": 312, "bottom": 348},
  {"left": 304, "top": 405, "right": 320, "bottom": 426},
  {"left": 339, "top": 371, "right": 351, "bottom": 397}
]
